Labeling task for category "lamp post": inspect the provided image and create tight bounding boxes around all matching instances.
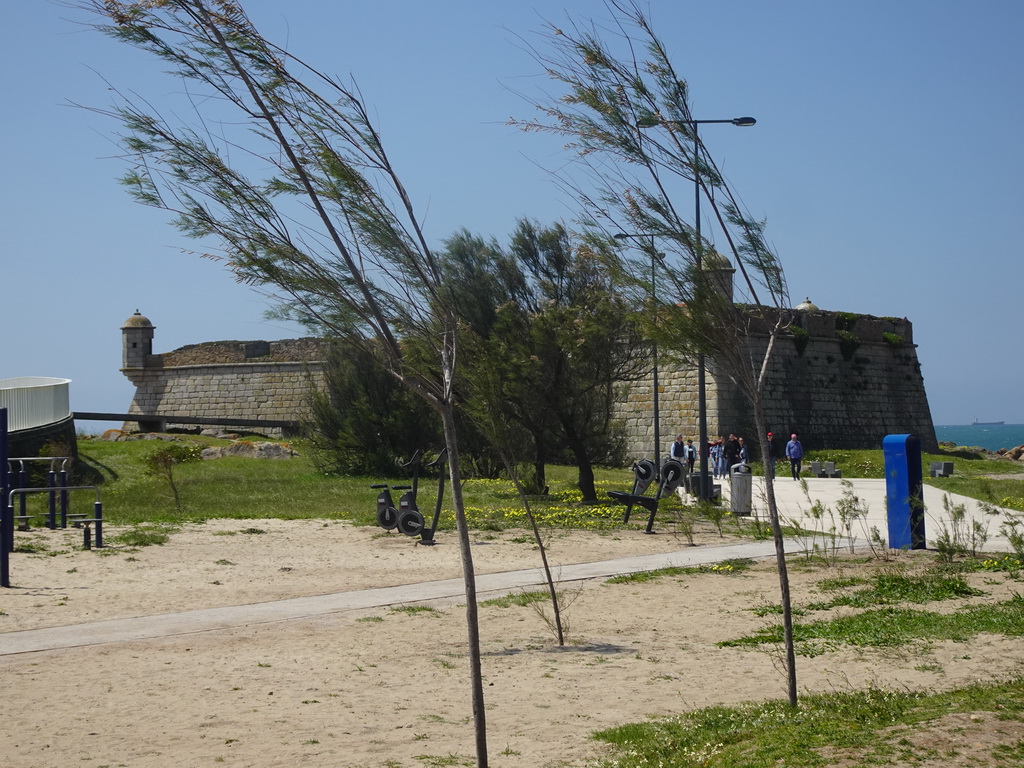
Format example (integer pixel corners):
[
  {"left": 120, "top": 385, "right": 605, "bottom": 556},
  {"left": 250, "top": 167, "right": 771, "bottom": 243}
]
[
  {"left": 613, "top": 232, "right": 662, "bottom": 474},
  {"left": 640, "top": 115, "right": 756, "bottom": 500}
]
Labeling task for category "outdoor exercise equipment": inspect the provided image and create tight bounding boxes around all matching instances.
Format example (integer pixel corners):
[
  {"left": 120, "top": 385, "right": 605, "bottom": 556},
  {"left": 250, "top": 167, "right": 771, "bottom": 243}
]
[
  {"left": 396, "top": 448, "right": 447, "bottom": 544},
  {"left": 1, "top": 408, "right": 8, "bottom": 587},
  {"left": 370, "top": 448, "right": 448, "bottom": 544},
  {"left": 371, "top": 450, "right": 421, "bottom": 531},
  {"left": 371, "top": 482, "right": 403, "bottom": 532},
  {"left": 7, "top": 456, "right": 73, "bottom": 529},
  {"left": 609, "top": 459, "right": 656, "bottom": 524},
  {"left": 609, "top": 458, "right": 685, "bottom": 533}
]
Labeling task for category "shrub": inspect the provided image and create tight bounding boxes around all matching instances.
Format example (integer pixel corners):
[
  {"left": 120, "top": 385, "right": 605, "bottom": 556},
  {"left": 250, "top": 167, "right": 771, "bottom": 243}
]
[
  {"left": 836, "top": 330, "right": 861, "bottom": 361},
  {"left": 790, "top": 326, "right": 809, "bottom": 356},
  {"left": 882, "top": 331, "right": 905, "bottom": 347}
]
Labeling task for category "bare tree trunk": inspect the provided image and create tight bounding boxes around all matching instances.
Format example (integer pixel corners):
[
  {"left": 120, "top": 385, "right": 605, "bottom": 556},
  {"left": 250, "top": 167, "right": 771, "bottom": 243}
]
[
  {"left": 499, "top": 452, "right": 565, "bottom": 646},
  {"left": 563, "top": 427, "right": 598, "bottom": 502},
  {"left": 438, "top": 404, "right": 488, "bottom": 766},
  {"left": 754, "top": 402, "right": 798, "bottom": 707}
]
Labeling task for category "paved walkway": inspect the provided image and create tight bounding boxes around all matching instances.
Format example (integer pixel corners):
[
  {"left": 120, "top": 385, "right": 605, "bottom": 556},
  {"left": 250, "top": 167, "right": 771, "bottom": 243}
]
[
  {"left": 2, "top": 476, "right": 1016, "bottom": 657},
  {"left": 2, "top": 539, "right": 795, "bottom": 656},
  {"left": 733, "top": 474, "right": 1015, "bottom": 552}
]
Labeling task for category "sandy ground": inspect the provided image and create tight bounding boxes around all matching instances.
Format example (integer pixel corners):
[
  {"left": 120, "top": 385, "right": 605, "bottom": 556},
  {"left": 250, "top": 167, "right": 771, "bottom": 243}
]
[{"left": 2, "top": 519, "right": 1023, "bottom": 767}]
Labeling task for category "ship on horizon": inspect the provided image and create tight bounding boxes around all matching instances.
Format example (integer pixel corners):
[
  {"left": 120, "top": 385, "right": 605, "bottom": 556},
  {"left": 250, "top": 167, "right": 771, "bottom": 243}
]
[{"left": 972, "top": 418, "right": 1005, "bottom": 426}]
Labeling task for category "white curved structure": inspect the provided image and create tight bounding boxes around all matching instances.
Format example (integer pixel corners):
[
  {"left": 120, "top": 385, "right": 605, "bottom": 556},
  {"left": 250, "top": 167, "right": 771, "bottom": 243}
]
[{"left": 0, "top": 377, "right": 72, "bottom": 432}]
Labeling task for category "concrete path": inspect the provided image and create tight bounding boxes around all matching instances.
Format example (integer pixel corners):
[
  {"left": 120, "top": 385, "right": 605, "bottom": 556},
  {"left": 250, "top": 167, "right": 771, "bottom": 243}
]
[
  {"left": 3, "top": 477, "right": 1018, "bottom": 657},
  {"left": 2, "top": 539, "right": 796, "bottom": 656},
  {"left": 729, "top": 474, "right": 1016, "bottom": 552}
]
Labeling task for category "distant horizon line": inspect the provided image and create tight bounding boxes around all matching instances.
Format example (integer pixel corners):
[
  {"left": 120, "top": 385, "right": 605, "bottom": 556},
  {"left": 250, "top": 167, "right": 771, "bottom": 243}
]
[{"left": 935, "top": 423, "right": 1022, "bottom": 427}]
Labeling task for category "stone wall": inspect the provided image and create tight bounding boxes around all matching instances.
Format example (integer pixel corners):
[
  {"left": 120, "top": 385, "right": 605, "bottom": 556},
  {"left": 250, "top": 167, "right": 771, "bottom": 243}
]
[
  {"left": 121, "top": 332, "right": 328, "bottom": 436},
  {"left": 612, "top": 309, "right": 937, "bottom": 461},
  {"left": 123, "top": 309, "right": 936, "bottom": 453},
  {"left": 158, "top": 338, "right": 326, "bottom": 367}
]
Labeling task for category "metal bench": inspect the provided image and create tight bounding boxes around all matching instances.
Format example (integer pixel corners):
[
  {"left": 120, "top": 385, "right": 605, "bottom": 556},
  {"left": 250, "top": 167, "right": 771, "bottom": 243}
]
[{"left": 929, "top": 461, "right": 954, "bottom": 478}]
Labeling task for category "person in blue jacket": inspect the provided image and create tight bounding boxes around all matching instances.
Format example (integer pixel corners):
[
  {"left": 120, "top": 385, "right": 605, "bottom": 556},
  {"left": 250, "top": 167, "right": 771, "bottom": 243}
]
[{"left": 785, "top": 433, "right": 804, "bottom": 480}]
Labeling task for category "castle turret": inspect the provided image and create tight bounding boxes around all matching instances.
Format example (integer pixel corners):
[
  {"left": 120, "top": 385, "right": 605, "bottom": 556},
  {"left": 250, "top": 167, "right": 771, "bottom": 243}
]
[
  {"left": 702, "top": 250, "right": 735, "bottom": 302},
  {"left": 121, "top": 310, "right": 155, "bottom": 370}
]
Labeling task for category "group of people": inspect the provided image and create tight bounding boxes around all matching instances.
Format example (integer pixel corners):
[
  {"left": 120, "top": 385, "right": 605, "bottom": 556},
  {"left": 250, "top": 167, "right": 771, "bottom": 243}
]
[{"left": 669, "top": 431, "right": 806, "bottom": 480}]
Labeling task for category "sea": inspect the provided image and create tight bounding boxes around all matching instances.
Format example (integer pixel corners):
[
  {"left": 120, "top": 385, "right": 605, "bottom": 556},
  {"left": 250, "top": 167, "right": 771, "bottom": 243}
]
[{"left": 934, "top": 424, "right": 1024, "bottom": 452}]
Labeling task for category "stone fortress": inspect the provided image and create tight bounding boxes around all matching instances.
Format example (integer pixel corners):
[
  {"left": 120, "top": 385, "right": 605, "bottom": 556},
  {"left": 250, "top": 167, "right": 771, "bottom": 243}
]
[
  {"left": 615, "top": 297, "right": 938, "bottom": 456},
  {"left": 121, "top": 292, "right": 938, "bottom": 455},
  {"left": 121, "top": 312, "right": 325, "bottom": 436}
]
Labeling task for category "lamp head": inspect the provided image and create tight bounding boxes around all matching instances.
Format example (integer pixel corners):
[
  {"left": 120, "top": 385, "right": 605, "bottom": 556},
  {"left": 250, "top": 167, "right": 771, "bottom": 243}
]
[{"left": 732, "top": 116, "right": 757, "bottom": 127}]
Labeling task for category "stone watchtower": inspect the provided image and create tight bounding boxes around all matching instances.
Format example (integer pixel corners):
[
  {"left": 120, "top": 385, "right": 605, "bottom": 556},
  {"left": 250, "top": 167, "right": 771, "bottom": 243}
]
[
  {"left": 117, "top": 311, "right": 328, "bottom": 436},
  {"left": 702, "top": 249, "right": 735, "bottom": 302},
  {"left": 121, "top": 310, "right": 155, "bottom": 374}
]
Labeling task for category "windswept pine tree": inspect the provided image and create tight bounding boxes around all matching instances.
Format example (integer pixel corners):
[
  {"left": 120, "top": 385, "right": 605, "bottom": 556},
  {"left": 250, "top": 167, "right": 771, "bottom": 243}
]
[
  {"left": 514, "top": 0, "right": 800, "bottom": 706},
  {"left": 79, "top": 0, "right": 491, "bottom": 760}
]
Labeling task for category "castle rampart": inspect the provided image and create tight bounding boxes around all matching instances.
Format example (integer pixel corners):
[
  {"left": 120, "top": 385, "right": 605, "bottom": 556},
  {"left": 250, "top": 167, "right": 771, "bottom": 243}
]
[
  {"left": 120, "top": 313, "right": 325, "bottom": 435},
  {"left": 119, "top": 305, "right": 936, "bottom": 454},
  {"left": 612, "top": 305, "right": 937, "bottom": 459}
]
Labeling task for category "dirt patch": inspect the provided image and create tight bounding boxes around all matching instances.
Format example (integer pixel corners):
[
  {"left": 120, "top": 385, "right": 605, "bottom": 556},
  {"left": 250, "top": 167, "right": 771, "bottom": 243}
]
[{"left": 2, "top": 522, "right": 1023, "bottom": 767}]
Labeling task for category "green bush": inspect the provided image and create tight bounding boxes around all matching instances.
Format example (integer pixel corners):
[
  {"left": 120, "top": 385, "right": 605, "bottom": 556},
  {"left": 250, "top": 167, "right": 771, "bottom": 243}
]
[
  {"left": 882, "top": 331, "right": 904, "bottom": 347},
  {"left": 790, "top": 325, "right": 809, "bottom": 356},
  {"left": 836, "top": 329, "right": 861, "bottom": 360}
]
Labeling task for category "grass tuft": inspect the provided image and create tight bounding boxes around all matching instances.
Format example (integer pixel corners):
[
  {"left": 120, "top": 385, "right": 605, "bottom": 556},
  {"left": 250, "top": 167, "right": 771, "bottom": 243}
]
[{"left": 593, "top": 678, "right": 1024, "bottom": 768}]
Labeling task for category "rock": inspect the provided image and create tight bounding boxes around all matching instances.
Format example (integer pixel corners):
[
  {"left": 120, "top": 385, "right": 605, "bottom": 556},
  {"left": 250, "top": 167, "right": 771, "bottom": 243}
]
[
  {"left": 202, "top": 441, "right": 295, "bottom": 460},
  {"left": 253, "top": 442, "right": 295, "bottom": 459}
]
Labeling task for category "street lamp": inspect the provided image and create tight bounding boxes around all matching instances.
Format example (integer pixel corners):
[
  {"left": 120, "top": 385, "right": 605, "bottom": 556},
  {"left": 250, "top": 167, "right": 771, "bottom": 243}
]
[
  {"left": 640, "top": 115, "right": 756, "bottom": 500},
  {"left": 613, "top": 232, "right": 662, "bottom": 475}
]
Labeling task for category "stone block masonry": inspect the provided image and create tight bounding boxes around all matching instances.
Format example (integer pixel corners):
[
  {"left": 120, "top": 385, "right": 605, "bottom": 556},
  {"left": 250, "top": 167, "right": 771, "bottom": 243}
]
[
  {"left": 120, "top": 314, "right": 327, "bottom": 437},
  {"left": 123, "top": 362, "right": 325, "bottom": 436},
  {"left": 121, "top": 307, "right": 937, "bottom": 455},
  {"left": 612, "top": 308, "right": 937, "bottom": 462}
]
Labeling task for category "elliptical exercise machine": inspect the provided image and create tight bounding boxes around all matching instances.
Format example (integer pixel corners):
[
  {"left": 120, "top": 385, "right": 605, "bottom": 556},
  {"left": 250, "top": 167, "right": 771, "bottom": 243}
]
[{"left": 370, "top": 448, "right": 448, "bottom": 544}]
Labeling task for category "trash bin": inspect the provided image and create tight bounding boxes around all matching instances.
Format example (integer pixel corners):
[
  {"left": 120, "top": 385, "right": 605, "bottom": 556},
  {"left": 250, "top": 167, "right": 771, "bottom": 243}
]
[{"left": 730, "top": 464, "right": 752, "bottom": 516}]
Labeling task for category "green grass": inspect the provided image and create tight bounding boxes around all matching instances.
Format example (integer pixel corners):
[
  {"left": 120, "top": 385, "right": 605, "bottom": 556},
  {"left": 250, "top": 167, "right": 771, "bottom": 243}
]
[
  {"left": 929, "top": 474, "right": 1024, "bottom": 512},
  {"left": 480, "top": 590, "right": 549, "bottom": 608},
  {"left": 592, "top": 678, "right": 1024, "bottom": 768},
  {"left": 721, "top": 593, "right": 1024, "bottom": 655},
  {"left": 110, "top": 524, "right": 176, "bottom": 548},
  {"left": 804, "top": 567, "right": 984, "bottom": 611},
  {"left": 389, "top": 605, "right": 441, "bottom": 616},
  {"left": 77, "top": 436, "right": 367, "bottom": 525},
  {"left": 604, "top": 558, "right": 754, "bottom": 584},
  {"left": 62, "top": 437, "right": 1024, "bottom": 538},
  {"left": 723, "top": 562, "right": 1024, "bottom": 656},
  {"left": 69, "top": 437, "right": 725, "bottom": 532}
]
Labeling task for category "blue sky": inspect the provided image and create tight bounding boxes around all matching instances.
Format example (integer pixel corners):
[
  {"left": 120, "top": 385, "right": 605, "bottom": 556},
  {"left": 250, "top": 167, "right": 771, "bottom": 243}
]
[{"left": 3, "top": 1, "right": 1022, "bottom": 429}]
